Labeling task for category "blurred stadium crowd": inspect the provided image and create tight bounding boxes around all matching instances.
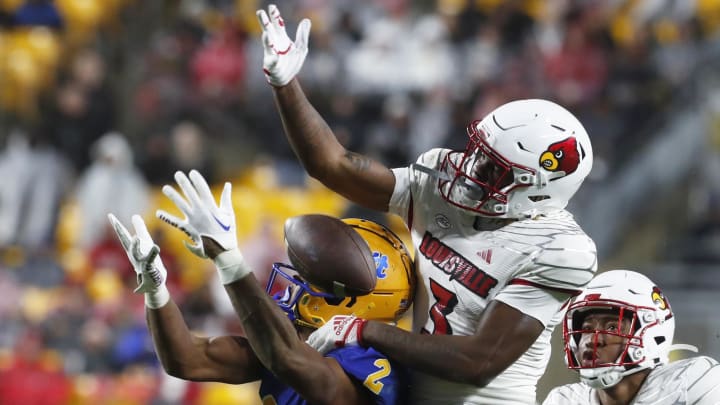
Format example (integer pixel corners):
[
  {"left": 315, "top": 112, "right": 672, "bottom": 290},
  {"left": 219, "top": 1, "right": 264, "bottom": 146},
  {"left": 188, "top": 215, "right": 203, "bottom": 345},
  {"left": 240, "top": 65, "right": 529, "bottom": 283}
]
[{"left": 1, "top": 0, "right": 720, "bottom": 404}]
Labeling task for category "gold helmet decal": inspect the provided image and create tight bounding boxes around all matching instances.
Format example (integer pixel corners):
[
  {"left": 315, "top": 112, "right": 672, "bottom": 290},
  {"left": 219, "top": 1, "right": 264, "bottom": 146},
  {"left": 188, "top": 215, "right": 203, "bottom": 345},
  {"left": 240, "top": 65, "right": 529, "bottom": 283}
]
[{"left": 651, "top": 286, "right": 670, "bottom": 310}]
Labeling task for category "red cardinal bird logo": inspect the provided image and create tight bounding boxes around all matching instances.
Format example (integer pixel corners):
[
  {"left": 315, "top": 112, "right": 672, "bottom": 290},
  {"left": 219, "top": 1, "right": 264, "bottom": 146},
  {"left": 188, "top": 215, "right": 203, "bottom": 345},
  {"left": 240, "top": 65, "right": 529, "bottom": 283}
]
[
  {"left": 539, "top": 137, "right": 580, "bottom": 176},
  {"left": 651, "top": 286, "right": 670, "bottom": 311}
]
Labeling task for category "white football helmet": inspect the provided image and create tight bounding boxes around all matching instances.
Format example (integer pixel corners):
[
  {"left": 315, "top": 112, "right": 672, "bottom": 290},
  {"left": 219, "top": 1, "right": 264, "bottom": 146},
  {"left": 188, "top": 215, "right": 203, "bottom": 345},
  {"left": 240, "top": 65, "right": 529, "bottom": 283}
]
[
  {"left": 563, "top": 270, "right": 676, "bottom": 389},
  {"left": 439, "top": 99, "right": 593, "bottom": 218}
]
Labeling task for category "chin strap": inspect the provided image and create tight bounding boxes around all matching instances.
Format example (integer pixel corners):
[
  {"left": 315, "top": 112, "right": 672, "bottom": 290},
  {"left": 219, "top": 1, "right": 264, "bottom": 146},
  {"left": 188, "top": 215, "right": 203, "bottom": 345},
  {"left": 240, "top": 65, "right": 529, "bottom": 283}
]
[
  {"left": 581, "top": 343, "right": 700, "bottom": 390},
  {"left": 580, "top": 366, "right": 625, "bottom": 389}
]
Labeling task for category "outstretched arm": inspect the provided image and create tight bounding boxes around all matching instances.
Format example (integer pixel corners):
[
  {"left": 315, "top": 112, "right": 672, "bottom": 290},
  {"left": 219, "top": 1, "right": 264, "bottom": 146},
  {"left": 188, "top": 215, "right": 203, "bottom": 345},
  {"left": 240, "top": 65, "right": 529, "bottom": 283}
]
[
  {"left": 310, "top": 300, "right": 546, "bottom": 386},
  {"left": 362, "top": 300, "right": 545, "bottom": 386},
  {"left": 107, "top": 214, "right": 262, "bottom": 384},
  {"left": 272, "top": 81, "right": 395, "bottom": 211},
  {"left": 222, "top": 270, "right": 369, "bottom": 405},
  {"left": 158, "top": 170, "right": 374, "bottom": 405},
  {"left": 146, "top": 297, "right": 262, "bottom": 384},
  {"left": 257, "top": 6, "right": 395, "bottom": 211}
]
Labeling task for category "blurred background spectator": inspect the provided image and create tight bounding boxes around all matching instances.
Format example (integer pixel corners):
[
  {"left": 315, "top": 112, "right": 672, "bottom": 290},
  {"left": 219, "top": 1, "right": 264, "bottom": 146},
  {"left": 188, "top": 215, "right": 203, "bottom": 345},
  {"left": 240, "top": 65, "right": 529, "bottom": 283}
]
[{"left": 1, "top": 0, "right": 720, "bottom": 403}]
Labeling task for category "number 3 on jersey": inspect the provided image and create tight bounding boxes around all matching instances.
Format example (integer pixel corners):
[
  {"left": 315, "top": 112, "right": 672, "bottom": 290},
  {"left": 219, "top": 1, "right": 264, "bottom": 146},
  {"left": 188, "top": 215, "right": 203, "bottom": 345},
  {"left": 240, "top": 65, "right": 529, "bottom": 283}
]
[{"left": 422, "top": 279, "right": 458, "bottom": 335}]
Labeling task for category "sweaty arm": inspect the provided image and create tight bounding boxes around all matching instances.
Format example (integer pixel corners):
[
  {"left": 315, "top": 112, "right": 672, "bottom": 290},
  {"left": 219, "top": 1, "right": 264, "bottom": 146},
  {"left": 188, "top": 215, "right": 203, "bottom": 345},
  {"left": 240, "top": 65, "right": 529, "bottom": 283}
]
[
  {"left": 146, "top": 299, "right": 263, "bottom": 384},
  {"left": 272, "top": 80, "right": 395, "bottom": 211},
  {"left": 223, "top": 273, "right": 373, "bottom": 405},
  {"left": 362, "top": 300, "right": 545, "bottom": 386},
  {"left": 110, "top": 213, "right": 264, "bottom": 385}
]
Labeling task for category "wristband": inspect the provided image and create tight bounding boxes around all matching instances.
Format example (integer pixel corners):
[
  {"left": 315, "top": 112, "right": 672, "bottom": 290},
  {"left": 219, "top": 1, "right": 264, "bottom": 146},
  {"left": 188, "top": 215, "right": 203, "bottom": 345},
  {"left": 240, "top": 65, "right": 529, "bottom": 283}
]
[
  {"left": 213, "top": 248, "right": 252, "bottom": 285},
  {"left": 145, "top": 285, "right": 170, "bottom": 309},
  {"left": 356, "top": 318, "right": 369, "bottom": 348}
]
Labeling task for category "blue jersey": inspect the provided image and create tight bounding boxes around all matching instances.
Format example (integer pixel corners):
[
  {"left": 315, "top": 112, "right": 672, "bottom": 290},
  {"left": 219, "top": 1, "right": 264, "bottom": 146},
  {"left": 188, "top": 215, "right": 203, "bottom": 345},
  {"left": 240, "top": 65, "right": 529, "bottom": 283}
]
[{"left": 258, "top": 345, "right": 407, "bottom": 405}]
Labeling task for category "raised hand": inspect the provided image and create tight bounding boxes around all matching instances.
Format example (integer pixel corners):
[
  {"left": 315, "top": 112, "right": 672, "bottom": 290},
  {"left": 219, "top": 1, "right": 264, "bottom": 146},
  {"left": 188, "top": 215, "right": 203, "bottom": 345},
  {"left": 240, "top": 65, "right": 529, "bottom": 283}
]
[
  {"left": 256, "top": 4, "right": 311, "bottom": 87},
  {"left": 306, "top": 315, "right": 368, "bottom": 354},
  {"left": 108, "top": 213, "right": 170, "bottom": 308},
  {"left": 156, "top": 170, "right": 236, "bottom": 259},
  {"left": 157, "top": 170, "right": 251, "bottom": 285}
]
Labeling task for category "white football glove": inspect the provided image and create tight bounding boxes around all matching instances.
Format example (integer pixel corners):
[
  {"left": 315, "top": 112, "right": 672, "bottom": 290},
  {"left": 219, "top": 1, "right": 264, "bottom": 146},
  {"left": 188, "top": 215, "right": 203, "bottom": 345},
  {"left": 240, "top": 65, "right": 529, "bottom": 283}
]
[
  {"left": 306, "top": 315, "right": 368, "bottom": 354},
  {"left": 256, "top": 4, "right": 311, "bottom": 87},
  {"left": 156, "top": 170, "right": 251, "bottom": 285},
  {"left": 108, "top": 213, "right": 169, "bottom": 309}
]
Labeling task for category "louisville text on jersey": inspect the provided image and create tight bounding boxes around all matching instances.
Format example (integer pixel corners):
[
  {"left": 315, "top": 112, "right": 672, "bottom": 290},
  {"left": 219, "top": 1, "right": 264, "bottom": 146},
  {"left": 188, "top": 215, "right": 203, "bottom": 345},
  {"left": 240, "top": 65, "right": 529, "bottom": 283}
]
[{"left": 419, "top": 231, "right": 498, "bottom": 298}]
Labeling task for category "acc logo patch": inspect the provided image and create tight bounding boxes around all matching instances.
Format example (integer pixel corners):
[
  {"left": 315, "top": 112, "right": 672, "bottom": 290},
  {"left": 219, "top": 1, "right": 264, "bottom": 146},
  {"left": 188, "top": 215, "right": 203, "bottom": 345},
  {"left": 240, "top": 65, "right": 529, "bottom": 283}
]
[
  {"left": 539, "top": 137, "right": 580, "bottom": 176},
  {"left": 434, "top": 214, "right": 451, "bottom": 229},
  {"left": 651, "top": 286, "right": 670, "bottom": 310}
]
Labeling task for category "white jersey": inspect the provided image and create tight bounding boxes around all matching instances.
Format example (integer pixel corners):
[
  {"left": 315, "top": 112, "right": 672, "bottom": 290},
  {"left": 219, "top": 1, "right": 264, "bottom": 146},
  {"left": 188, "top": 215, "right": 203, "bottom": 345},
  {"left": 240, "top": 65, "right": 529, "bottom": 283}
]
[
  {"left": 390, "top": 149, "right": 598, "bottom": 404},
  {"left": 543, "top": 356, "right": 720, "bottom": 405}
]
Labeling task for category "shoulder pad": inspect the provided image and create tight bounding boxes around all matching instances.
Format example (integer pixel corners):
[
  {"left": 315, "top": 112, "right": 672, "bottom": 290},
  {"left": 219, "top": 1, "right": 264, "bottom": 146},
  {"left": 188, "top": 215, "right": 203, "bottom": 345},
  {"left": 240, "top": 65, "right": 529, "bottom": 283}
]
[
  {"left": 416, "top": 148, "right": 448, "bottom": 167},
  {"left": 534, "top": 233, "right": 597, "bottom": 270}
]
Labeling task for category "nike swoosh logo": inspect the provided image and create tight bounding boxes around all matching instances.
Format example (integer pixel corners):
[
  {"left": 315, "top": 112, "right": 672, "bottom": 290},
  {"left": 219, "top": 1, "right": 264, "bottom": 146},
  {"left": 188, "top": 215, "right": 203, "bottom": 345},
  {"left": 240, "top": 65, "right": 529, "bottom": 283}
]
[{"left": 213, "top": 215, "right": 231, "bottom": 231}]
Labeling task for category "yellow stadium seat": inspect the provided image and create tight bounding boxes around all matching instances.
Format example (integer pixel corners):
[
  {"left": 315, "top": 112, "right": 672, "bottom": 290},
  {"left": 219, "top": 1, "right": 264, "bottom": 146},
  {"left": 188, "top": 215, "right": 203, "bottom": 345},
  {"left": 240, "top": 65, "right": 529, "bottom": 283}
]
[
  {"left": 55, "top": 0, "right": 103, "bottom": 46},
  {"left": 231, "top": 186, "right": 264, "bottom": 239},
  {"left": 235, "top": 0, "right": 262, "bottom": 34},
  {"left": 86, "top": 268, "right": 124, "bottom": 306},
  {"left": 11, "top": 27, "right": 62, "bottom": 75},
  {"left": 21, "top": 287, "right": 56, "bottom": 323},
  {"left": 55, "top": 200, "right": 82, "bottom": 254}
]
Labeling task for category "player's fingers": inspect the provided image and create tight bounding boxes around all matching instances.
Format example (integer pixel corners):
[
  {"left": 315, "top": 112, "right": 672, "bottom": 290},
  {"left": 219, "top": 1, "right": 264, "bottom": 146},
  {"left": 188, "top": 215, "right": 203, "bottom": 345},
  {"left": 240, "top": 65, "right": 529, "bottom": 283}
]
[
  {"left": 156, "top": 209, "right": 193, "bottom": 237},
  {"left": 131, "top": 214, "right": 153, "bottom": 248},
  {"left": 131, "top": 237, "right": 143, "bottom": 264},
  {"left": 268, "top": 4, "right": 287, "bottom": 34},
  {"left": 306, "top": 332, "right": 318, "bottom": 348},
  {"left": 188, "top": 170, "right": 216, "bottom": 207},
  {"left": 257, "top": 9, "right": 279, "bottom": 46},
  {"left": 219, "top": 182, "right": 233, "bottom": 212},
  {"left": 132, "top": 234, "right": 159, "bottom": 263},
  {"left": 295, "top": 18, "right": 311, "bottom": 51},
  {"left": 256, "top": 9, "right": 271, "bottom": 33},
  {"left": 174, "top": 171, "right": 203, "bottom": 208},
  {"left": 107, "top": 213, "right": 132, "bottom": 252},
  {"left": 162, "top": 184, "right": 192, "bottom": 215},
  {"left": 183, "top": 240, "right": 207, "bottom": 258},
  {"left": 262, "top": 31, "right": 276, "bottom": 58},
  {"left": 262, "top": 32, "right": 279, "bottom": 68},
  {"left": 144, "top": 245, "right": 160, "bottom": 270}
]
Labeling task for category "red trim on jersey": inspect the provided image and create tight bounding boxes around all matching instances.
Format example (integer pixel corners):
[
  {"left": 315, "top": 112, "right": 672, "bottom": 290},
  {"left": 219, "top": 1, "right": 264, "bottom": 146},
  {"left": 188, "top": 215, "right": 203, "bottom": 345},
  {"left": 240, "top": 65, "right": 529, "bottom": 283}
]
[{"left": 509, "top": 278, "right": 581, "bottom": 296}]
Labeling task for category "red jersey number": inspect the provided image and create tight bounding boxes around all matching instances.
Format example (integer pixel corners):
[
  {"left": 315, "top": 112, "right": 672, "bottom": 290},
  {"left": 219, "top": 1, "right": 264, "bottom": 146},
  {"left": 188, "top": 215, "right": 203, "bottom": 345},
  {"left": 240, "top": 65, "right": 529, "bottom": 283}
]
[{"left": 422, "top": 278, "right": 458, "bottom": 335}]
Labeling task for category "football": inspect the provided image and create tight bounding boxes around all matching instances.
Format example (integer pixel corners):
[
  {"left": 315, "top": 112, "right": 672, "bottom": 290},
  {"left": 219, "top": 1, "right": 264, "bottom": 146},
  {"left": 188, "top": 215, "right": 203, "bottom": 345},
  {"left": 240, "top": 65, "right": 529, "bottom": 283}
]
[{"left": 283, "top": 214, "right": 377, "bottom": 296}]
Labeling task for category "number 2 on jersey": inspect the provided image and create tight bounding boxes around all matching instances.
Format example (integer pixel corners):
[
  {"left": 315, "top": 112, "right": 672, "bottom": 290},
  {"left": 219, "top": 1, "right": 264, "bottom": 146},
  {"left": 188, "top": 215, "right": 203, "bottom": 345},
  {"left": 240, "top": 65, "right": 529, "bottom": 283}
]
[
  {"left": 363, "top": 358, "right": 391, "bottom": 394},
  {"left": 422, "top": 278, "right": 458, "bottom": 335}
]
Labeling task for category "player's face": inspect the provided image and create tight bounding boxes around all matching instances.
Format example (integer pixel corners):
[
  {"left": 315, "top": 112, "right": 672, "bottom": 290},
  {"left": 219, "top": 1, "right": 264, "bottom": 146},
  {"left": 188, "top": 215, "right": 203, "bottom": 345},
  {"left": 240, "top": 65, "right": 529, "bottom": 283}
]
[
  {"left": 576, "top": 312, "right": 633, "bottom": 368},
  {"left": 471, "top": 149, "right": 514, "bottom": 192}
]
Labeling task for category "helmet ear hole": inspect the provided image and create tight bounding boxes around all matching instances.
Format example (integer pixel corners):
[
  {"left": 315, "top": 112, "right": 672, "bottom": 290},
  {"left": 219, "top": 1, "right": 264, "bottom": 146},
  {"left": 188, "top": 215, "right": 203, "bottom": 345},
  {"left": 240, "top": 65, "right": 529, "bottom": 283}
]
[
  {"left": 528, "top": 195, "right": 550, "bottom": 202},
  {"left": 323, "top": 296, "right": 346, "bottom": 306}
]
